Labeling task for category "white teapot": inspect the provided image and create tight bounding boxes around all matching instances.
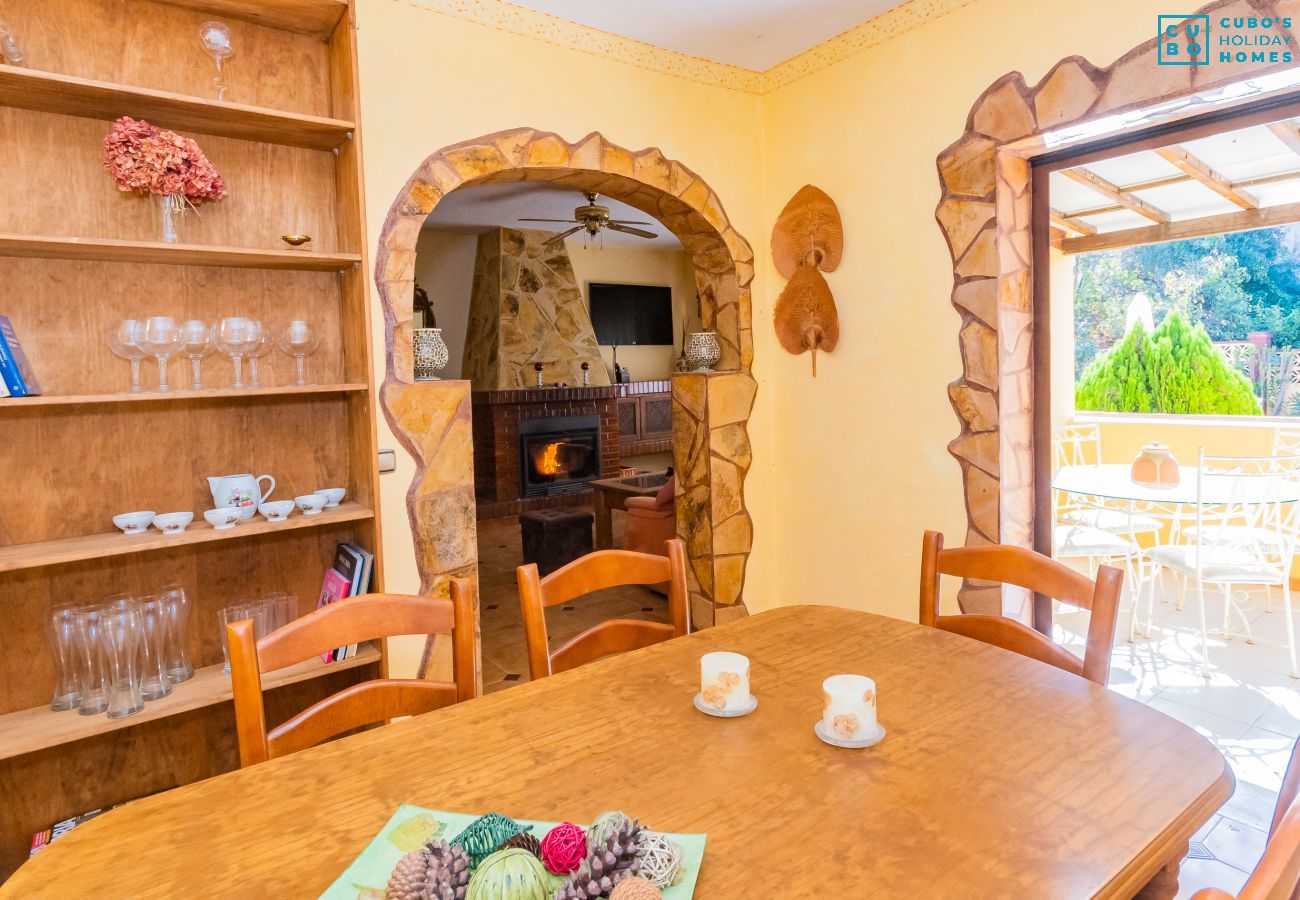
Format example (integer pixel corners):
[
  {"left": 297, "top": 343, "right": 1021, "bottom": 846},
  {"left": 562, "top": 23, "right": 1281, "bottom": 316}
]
[{"left": 207, "top": 473, "right": 276, "bottom": 520}]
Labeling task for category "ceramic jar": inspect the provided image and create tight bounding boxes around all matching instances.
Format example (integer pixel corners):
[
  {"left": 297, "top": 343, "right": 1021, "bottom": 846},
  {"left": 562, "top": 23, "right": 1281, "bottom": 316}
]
[
  {"left": 413, "top": 327, "right": 448, "bottom": 381},
  {"left": 1131, "top": 442, "right": 1180, "bottom": 488},
  {"left": 684, "top": 331, "right": 721, "bottom": 372}
]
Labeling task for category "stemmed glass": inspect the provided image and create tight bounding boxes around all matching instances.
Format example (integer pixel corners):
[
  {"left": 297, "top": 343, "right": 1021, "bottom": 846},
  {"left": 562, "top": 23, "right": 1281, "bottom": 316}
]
[
  {"left": 277, "top": 320, "right": 320, "bottom": 386},
  {"left": 139, "top": 316, "right": 185, "bottom": 392},
  {"left": 246, "top": 320, "right": 272, "bottom": 388},
  {"left": 107, "top": 320, "right": 146, "bottom": 393},
  {"left": 198, "top": 21, "right": 235, "bottom": 101},
  {"left": 217, "top": 316, "right": 255, "bottom": 388},
  {"left": 181, "top": 320, "right": 212, "bottom": 390}
]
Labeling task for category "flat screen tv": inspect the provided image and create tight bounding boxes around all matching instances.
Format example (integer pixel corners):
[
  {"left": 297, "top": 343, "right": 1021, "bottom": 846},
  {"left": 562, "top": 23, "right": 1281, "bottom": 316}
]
[{"left": 588, "top": 282, "right": 673, "bottom": 346}]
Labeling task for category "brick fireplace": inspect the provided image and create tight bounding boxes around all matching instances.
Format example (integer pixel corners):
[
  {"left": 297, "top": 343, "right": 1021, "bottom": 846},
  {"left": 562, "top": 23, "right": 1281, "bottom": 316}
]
[{"left": 471, "top": 386, "right": 620, "bottom": 519}]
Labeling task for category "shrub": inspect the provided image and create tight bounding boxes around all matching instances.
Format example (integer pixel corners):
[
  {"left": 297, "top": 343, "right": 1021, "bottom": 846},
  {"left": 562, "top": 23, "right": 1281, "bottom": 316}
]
[{"left": 1075, "top": 310, "right": 1261, "bottom": 415}]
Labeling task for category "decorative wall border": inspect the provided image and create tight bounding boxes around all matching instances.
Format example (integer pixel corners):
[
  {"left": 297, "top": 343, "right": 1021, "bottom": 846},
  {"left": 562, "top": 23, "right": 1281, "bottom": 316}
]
[
  {"left": 374, "top": 128, "right": 758, "bottom": 628},
  {"left": 936, "top": 0, "right": 1296, "bottom": 615}
]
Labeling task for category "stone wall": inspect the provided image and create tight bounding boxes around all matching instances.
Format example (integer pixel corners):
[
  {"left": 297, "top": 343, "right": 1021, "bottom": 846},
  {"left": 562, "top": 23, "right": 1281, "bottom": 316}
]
[{"left": 463, "top": 227, "right": 611, "bottom": 391}]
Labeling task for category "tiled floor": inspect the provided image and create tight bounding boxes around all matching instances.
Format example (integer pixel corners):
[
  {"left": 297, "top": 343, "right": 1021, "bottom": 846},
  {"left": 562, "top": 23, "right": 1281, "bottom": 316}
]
[
  {"left": 475, "top": 510, "right": 669, "bottom": 693},
  {"left": 1056, "top": 576, "right": 1299, "bottom": 897}
]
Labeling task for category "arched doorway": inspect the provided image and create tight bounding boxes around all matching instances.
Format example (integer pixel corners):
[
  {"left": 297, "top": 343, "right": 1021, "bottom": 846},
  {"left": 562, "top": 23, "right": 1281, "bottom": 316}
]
[{"left": 375, "top": 128, "right": 757, "bottom": 636}]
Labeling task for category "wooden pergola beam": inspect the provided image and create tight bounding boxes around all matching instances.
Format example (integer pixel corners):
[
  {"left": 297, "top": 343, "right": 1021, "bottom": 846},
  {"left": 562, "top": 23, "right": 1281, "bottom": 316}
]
[
  {"left": 1063, "top": 167, "right": 1300, "bottom": 219},
  {"left": 1060, "top": 167, "right": 1170, "bottom": 223},
  {"left": 1154, "top": 145, "right": 1257, "bottom": 209},
  {"left": 1269, "top": 120, "right": 1300, "bottom": 157},
  {"left": 1061, "top": 198, "right": 1300, "bottom": 254},
  {"left": 1050, "top": 208, "right": 1096, "bottom": 235}
]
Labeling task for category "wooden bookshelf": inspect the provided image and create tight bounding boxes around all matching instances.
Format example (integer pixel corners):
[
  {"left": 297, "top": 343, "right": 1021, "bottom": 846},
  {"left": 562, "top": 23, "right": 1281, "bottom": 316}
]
[
  {"left": 0, "top": 65, "right": 355, "bottom": 150},
  {"left": 0, "top": 0, "right": 383, "bottom": 879},
  {"left": 0, "top": 234, "right": 361, "bottom": 270},
  {"left": 0, "top": 642, "right": 379, "bottom": 762}
]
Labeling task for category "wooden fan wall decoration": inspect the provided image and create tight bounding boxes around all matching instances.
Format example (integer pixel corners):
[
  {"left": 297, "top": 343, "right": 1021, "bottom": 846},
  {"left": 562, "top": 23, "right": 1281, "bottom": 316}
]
[{"left": 771, "top": 185, "right": 843, "bottom": 376}]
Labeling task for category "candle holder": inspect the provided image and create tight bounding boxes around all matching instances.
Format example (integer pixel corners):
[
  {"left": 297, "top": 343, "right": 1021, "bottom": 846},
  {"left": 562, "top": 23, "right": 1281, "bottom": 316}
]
[
  {"left": 581, "top": 361, "right": 590, "bottom": 387},
  {"left": 693, "top": 651, "right": 756, "bottom": 717},
  {"left": 815, "top": 674, "right": 885, "bottom": 748},
  {"left": 533, "top": 362, "right": 544, "bottom": 389}
]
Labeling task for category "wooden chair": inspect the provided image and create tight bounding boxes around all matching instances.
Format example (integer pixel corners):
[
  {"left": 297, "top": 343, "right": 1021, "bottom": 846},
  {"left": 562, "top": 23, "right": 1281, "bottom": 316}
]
[
  {"left": 1191, "top": 738, "right": 1300, "bottom": 899},
  {"left": 518, "top": 538, "right": 689, "bottom": 680},
  {"left": 228, "top": 584, "right": 478, "bottom": 767},
  {"left": 919, "top": 530, "right": 1123, "bottom": 685}
]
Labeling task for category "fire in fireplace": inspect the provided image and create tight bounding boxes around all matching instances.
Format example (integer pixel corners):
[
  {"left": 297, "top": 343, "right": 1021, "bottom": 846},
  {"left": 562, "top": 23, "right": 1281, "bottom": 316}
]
[{"left": 518, "top": 415, "right": 602, "bottom": 496}]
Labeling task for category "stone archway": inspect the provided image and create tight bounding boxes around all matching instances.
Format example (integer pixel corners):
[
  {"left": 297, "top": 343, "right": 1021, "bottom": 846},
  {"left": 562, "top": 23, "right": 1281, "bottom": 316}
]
[
  {"left": 936, "top": 0, "right": 1299, "bottom": 614},
  {"left": 374, "top": 129, "right": 757, "bottom": 628}
]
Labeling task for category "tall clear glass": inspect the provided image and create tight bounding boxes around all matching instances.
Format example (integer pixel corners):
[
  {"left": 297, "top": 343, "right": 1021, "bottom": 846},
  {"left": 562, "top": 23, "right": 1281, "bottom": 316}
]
[
  {"left": 218, "top": 316, "right": 253, "bottom": 388},
  {"left": 136, "top": 595, "right": 172, "bottom": 701},
  {"left": 246, "top": 321, "right": 271, "bottom": 388},
  {"left": 74, "top": 605, "right": 110, "bottom": 716},
  {"left": 47, "top": 602, "right": 83, "bottom": 711},
  {"left": 159, "top": 584, "right": 195, "bottom": 683},
  {"left": 181, "top": 319, "right": 212, "bottom": 390},
  {"left": 139, "top": 316, "right": 185, "bottom": 392},
  {"left": 103, "top": 604, "right": 144, "bottom": 719},
  {"left": 219, "top": 602, "right": 270, "bottom": 674},
  {"left": 107, "top": 320, "right": 146, "bottom": 393},
  {"left": 277, "top": 320, "right": 320, "bottom": 386}
]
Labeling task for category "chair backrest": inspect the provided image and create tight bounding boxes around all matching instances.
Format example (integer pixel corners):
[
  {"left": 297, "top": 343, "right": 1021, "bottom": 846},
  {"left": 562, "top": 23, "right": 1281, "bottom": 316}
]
[
  {"left": 1274, "top": 427, "right": 1300, "bottom": 457},
  {"left": 517, "top": 539, "right": 689, "bottom": 680},
  {"left": 1053, "top": 422, "right": 1103, "bottom": 470},
  {"left": 919, "top": 530, "right": 1123, "bottom": 685},
  {"left": 1192, "top": 738, "right": 1300, "bottom": 900},
  {"left": 1195, "top": 450, "right": 1300, "bottom": 567},
  {"left": 228, "top": 584, "right": 478, "bottom": 767}
]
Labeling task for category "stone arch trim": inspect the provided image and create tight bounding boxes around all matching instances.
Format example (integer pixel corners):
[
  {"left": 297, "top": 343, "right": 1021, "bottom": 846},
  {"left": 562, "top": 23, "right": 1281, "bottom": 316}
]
[
  {"left": 374, "top": 128, "right": 757, "bottom": 626},
  {"left": 936, "top": 0, "right": 1298, "bottom": 614}
]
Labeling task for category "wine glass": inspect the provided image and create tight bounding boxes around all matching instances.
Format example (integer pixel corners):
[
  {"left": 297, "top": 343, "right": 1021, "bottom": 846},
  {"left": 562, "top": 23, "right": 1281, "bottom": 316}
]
[
  {"left": 217, "top": 316, "right": 254, "bottom": 388},
  {"left": 198, "top": 21, "right": 234, "bottom": 101},
  {"left": 181, "top": 320, "right": 212, "bottom": 390},
  {"left": 107, "top": 320, "right": 146, "bottom": 393},
  {"left": 246, "top": 321, "right": 272, "bottom": 388},
  {"left": 277, "top": 320, "right": 320, "bottom": 386},
  {"left": 139, "top": 316, "right": 185, "bottom": 392}
]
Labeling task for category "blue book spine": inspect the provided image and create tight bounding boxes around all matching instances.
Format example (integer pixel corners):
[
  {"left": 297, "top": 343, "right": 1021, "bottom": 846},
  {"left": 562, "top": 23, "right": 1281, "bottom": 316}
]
[{"left": 0, "top": 323, "right": 26, "bottom": 397}]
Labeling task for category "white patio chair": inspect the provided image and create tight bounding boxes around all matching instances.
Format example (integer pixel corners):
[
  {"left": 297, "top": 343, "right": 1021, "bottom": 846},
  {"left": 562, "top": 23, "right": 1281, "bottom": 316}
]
[
  {"left": 1144, "top": 450, "right": 1300, "bottom": 678},
  {"left": 1274, "top": 427, "right": 1300, "bottom": 456},
  {"left": 1052, "top": 423, "right": 1162, "bottom": 537}
]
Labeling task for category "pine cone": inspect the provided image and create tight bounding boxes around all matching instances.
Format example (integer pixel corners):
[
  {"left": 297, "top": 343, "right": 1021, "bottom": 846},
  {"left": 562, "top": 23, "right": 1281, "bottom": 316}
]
[
  {"left": 554, "top": 821, "right": 648, "bottom": 900},
  {"left": 497, "top": 831, "right": 543, "bottom": 858},
  {"left": 385, "top": 839, "right": 471, "bottom": 900}
]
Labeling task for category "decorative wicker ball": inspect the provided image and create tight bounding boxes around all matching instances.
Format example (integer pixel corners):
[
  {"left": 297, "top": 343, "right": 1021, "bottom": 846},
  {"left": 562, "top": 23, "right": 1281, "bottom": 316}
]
[
  {"left": 497, "top": 831, "right": 542, "bottom": 859},
  {"left": 539, "top": 822, "right": 586, "bottom": 874},
  {"left": 465, "top": 848, "right": 550, "bottom": 900},
  {"left": 586, "top": 810, "right": 633, "bottom": 852},
  {"left": 452, "top": 813, "right": 530, "bottom": 869},
  {"left": 636, "top": 831, "right": 684, "bottom": 888},
  {"left": 608, "top": 876, "right": 663, "bottom": 900}
]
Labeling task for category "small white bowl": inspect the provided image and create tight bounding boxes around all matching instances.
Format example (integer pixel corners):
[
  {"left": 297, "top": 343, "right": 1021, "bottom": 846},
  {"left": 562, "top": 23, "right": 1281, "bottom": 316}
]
[
  {"left": 203, "top": 507, "right": 241, "bottom": 531},
  {"left": 259, "top": 500, "right": 295, "bottom": 523},
  {"left": 152, "top": 512, "right": 193, "bottom": 535},
  {"left": 317, "top": 487, "right": 346, "bottom": 508},
  {"left": 294, "top": 493, "right": 327, "bottom": 516},
  {"left": 113, "top": 511, "right": 156, "bottom": 535}
]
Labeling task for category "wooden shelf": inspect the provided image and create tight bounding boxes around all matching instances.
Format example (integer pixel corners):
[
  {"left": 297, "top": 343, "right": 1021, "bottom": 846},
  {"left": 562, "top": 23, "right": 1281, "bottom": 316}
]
[
  {"left": 0, "top": 233, "right": 361, "bottom": 270},
  {"left": 0, "top": 64, "right": 354, "bottom": 150},
  {"left": 154, "top": 0, "right": 349, "bottom": 39},
  {"left": 0, "top": 502, "right": 373, "bottom": 574},
  {"left": 0, "top": 383, "right": 368, "bottom": 409},
  {"left": 0, "top": 641, "right": 379, "bottom": 761}
]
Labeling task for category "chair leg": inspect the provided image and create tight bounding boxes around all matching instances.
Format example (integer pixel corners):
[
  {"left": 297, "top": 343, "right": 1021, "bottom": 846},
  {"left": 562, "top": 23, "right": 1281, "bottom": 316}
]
[
  {"left": 1195, "top": 575, "right": 1211, "bottom": 678},
  {"left": 1284, "top": 582, "right": 1298, "bottom": 679},
  {"left": 1175, "top": 572, "right": 1188, "bottom": 612}
]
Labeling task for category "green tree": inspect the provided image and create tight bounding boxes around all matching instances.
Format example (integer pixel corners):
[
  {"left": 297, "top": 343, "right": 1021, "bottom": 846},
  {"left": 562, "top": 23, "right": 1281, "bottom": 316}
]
[{"left": 1075, "top": 311, "right": 1261, "bottom": 415}]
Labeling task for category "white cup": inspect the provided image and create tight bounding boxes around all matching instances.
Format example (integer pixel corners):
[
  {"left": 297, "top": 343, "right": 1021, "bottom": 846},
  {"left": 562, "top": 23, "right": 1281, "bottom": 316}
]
[
  {"left": 822, "top": 674, "right": 877, "bottom": 742},
  {"left": 699, "top": 651, "right": 751, "bottom": 711}
]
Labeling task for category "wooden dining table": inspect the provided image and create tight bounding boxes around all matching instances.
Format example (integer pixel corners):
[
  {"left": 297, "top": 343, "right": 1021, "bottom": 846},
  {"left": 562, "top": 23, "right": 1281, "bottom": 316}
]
[{"left": 1, "top": 606, "right": 1233, "bottom": 898}]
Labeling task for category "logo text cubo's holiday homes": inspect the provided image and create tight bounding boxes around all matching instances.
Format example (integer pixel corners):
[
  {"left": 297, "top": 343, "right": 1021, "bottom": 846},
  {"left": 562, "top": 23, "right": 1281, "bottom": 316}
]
[{"left": 1159, "top": 14, "right": 1294, "bottom": 66}]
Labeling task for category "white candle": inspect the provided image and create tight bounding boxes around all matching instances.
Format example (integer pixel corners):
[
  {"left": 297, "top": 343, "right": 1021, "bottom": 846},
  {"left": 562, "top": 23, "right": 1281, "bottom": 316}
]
[
  {"left": 700, "top": 651, "right": 750, "bottom": 711},
  {"left": 822, "top": 674, "right": 877, "bottom": 741}
]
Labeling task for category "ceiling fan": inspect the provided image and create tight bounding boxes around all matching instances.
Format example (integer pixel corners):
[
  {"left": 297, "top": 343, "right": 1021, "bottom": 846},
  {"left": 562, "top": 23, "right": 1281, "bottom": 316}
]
[{"left": 520, "top": 191, "right": 657, "bottom": 245}]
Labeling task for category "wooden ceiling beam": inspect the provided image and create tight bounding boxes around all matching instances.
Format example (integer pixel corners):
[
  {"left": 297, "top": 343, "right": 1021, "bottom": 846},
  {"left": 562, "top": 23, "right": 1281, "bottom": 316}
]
[
  {"left": 1050, "top": 208, "right": 1097, "bottom": 235},
  {"left": 1060, "top": 167, "right": 1171, "bottom": 223},
  {"left": 1268, "top": 120, "right": 1300, "bottom": 157},
  {"left": 1153, "top": 145, "right": 1257, "bottom": 209},
  {"left": 1061, "top": 198, "right": 1300, "bottom": 254}
]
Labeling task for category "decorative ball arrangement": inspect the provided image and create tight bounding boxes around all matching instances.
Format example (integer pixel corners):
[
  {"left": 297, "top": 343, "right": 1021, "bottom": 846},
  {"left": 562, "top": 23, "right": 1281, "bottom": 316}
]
[
  {"left": 465, "top": 848, "right": 551, "bottom": 900},
  {"left": 636, "top": 832, "right": 684, "bottom": 889},
  {"left": 539, "top": 822, "right": 586, "bottom": 875},
  {"left": 609, "top": 876, "right": 663, "bottom": 900},
  {"left": 496, "top": 831, "right": 542, "bottom": 859},
  {"left": 554, "top": 819, "right": 648, "bottom": 900},
  {"left": 451, "top": 813, "right": 532, "bottom": 869},
  {"left": 385, "top": 838, "right": 471, "bottom": 900},
  {"left": 586, "top": 810, "right": 634, "bottom": 852}
]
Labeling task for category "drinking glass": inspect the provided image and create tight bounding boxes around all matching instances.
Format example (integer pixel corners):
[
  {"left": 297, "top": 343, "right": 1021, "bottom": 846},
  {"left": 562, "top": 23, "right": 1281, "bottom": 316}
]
[
  {"left": 217, "top": 316, "right": 254, "bottom": 388},
  {"left": 263, "top": 593, "right": 298, "bottom": 631},
  {"left": 73, "top": 605, "right": 110, "bottom": 717},
  {"left": 47, "top": 602, "right": 83, "bottom": 711},
  {"left": 246, "top": 320, "right": 271, "bottom": 388},
  {"left": 198, "top": 21, "right": 234, "bottom": 100},
  {"left": 277, "top": 320, "right": 320, "bottom": 386},
  {"left": 102, "top": 604, "right": 144, "bottom": 719},
  {"left": 219, "top": 602, "right": 271, "bottom": 674},
  {"left": 136, "top": 595, "right": 172, "bottom": 701},
  {"left": 158, "top": 584, "right": 195, "bottom": 683},
  {"left": 107, "top": 320, "right": 146, "bottom": 393},
  {"left": 181, "top": 319, "right": 213, "bottom": 390},
  {"left": 139, "top": 316, "right": 185, "bottom": 392},
  {"left": 0, "top": 17, "right": 26, "bottom": 66}
]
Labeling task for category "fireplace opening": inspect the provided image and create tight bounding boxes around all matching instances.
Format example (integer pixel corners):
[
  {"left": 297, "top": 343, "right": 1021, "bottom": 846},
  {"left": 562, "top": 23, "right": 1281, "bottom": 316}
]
[{"left": 518, "top": 415, "right": 602, "bottom": 497}]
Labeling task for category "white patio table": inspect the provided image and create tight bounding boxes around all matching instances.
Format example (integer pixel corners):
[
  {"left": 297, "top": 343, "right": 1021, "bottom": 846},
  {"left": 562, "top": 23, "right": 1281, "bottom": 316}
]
[{"left": 1053, "top": 463, "right": 1300, "bottom": 505}]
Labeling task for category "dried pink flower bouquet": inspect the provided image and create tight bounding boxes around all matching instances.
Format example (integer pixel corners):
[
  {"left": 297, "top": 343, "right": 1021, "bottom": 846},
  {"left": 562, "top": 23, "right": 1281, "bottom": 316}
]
[{"left": 103, "top": 116, "right": 227, "bottom": 209}]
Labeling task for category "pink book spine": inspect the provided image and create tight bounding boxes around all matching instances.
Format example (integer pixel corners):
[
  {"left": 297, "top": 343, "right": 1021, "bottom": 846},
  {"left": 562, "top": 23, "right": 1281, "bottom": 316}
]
[{"left": 317, "top": 569, "right": 352, "bottom": 662}]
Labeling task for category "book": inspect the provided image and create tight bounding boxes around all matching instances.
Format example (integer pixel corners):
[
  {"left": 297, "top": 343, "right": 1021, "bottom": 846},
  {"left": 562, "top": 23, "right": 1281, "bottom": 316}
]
[
  {"left": 317, "top": 540, "right": 375, "bottom": 661},
  {"left": 316, "top": 568, "right": 353, "bottom": 663},
  {"left": 0, "top": 316, "right": 39, "bottom": 397},
  {"left": 30, "top": 797, "right": 142, "bottom": 857},
  {"left": 339, "top": 541, "right": 374, "bottom": 660}
]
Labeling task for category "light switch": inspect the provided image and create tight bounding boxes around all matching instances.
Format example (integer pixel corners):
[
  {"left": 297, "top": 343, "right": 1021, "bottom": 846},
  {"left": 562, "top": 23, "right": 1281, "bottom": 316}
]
[{"left": 378, "top": 449, "right": 396, "bottom": 473}]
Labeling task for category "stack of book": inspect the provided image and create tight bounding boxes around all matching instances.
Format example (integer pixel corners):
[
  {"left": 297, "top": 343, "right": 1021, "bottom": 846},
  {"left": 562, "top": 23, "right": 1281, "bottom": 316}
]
[
  {"left": 0, "top": 316, "right": 40, "bottom": 397},
  {"left": 317, "top": 541, "right": 374, "bottom": 662}
]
